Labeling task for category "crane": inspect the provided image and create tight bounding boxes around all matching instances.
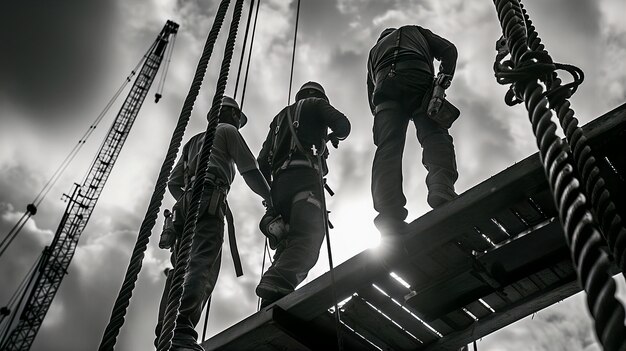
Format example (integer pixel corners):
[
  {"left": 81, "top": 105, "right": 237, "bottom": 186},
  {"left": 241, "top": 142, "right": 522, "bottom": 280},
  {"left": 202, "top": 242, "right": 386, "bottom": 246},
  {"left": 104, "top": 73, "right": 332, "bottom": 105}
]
[{"left": 0, "top": 20, "right": 179, "bottom": 351}]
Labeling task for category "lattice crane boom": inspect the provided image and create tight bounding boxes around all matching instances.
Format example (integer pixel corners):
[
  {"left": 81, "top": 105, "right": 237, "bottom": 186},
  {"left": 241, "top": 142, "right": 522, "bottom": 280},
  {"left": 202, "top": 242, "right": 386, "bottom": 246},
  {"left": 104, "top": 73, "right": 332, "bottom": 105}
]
[{"left": 0, "top": 20, "right": 179, "bottom": 351}]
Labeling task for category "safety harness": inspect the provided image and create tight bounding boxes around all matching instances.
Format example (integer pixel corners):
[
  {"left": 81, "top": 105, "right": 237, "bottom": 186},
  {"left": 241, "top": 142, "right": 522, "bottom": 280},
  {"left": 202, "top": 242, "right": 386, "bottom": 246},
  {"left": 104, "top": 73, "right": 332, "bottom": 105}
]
[
  {"left": 179, "top": 147, "right": 243, "bottom": 277},
  {"left": 268, "top": 99, "right": 321, "bottom": 177}
]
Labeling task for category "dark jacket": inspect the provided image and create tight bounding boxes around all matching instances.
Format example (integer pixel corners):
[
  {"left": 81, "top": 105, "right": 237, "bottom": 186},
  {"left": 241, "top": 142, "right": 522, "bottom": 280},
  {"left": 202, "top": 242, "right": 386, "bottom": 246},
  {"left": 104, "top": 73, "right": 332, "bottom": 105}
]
[
  {"left": 367, "top": 25, "right": 458, "bottom": 113},
  {"left": 257, "top": 97, "right": 350, "bottom": 184}
]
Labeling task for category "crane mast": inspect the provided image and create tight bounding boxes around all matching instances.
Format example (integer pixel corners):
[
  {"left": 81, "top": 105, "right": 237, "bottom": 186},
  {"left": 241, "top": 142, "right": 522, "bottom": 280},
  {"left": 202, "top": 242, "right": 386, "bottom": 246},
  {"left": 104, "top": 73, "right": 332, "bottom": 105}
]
[{"left": 0, "top": 20, "right": 179, "bottom": 351}]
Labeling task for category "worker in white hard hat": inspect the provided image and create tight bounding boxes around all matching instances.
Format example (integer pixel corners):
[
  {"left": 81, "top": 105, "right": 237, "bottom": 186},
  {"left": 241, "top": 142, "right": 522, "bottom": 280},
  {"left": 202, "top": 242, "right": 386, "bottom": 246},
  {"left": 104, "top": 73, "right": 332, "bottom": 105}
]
[{"left": 155, "top": 96, "right": 271, "bottom": 351}]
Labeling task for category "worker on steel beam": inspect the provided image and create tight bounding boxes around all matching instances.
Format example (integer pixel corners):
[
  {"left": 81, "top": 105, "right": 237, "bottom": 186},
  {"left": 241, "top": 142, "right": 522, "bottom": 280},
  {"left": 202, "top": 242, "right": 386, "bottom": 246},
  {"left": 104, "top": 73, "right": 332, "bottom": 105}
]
[
  {"left": 155, "top": 96, "right": 272, "bottom": 351},
  {"left": 256, "top": 82, "right": 351, "bottom": 308},
  {"left": 367, "top": 25, "right": 460, "bottom": 234}
]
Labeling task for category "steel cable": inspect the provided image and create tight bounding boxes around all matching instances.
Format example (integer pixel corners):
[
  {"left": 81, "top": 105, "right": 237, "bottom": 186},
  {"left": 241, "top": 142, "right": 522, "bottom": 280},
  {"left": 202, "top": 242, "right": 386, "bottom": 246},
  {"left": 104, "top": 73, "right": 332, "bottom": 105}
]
[
  {"left": 518, "top": 2, "right": 626, "bottom": 281},
  {"left": 492, "top": 1, "right": 626, "bottom": 350},
  {"left": 156, "top": 1, "right": 244, "bottom": 350},
  {"left": 97, "top": 7, "right": 230, "bottom": 350}
]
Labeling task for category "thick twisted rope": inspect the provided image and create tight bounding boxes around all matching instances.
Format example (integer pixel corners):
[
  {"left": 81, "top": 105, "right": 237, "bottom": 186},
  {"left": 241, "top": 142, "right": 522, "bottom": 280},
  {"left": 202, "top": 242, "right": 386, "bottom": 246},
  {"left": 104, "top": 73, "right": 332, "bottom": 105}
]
[
  {"left": 518, "top": 3, "right": 626, "bottom": 280},
  {"left": 492, "top": 1, "right": 626, "bottom": 350},
  {"left": 156, "top": 0, "right": 245, "bottom": 350},
  {"left": 97, "top": 4, "right": 231, "bottom": 350}
]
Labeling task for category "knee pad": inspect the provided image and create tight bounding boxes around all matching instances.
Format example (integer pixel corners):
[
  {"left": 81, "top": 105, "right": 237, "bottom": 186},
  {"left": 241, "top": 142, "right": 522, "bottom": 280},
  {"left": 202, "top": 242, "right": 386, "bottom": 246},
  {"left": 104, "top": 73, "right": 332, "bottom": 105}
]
[{"left": 292, "top": 191, "right": 322, "bottom": 209}]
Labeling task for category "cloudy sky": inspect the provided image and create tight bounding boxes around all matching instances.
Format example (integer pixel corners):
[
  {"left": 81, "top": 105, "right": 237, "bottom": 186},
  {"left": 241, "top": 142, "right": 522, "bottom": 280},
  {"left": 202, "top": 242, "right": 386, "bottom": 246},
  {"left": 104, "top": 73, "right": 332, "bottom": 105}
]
[{"left": 1, "top": 0, "right": 625, "bottom": 350}]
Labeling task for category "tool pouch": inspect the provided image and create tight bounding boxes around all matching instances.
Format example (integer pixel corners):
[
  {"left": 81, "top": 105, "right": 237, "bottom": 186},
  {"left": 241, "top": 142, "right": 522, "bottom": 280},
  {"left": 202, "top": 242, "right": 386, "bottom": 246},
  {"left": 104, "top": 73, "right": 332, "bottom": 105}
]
[
  {"left": 159, "top": 208, "right": 178, "bottom": 250},
  {"left": 260, "top": 212, "right": 289, "bottom": 250},
  {"left": 422, "top": 87, "right": 460, "bottom": 129}
]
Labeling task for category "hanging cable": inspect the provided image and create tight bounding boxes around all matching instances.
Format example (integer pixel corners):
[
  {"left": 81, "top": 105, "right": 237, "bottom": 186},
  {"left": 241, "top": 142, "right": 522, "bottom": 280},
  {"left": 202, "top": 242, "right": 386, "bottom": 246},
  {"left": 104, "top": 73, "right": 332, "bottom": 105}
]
[
  {"left": 233, "top": 0, "right": 255, "bottom": 100},
  {"left": 97, "top": 5, "right": 231, "bottom": 350},
  {"left": 155, "top": 33, "right": 178, "bottom": 103},
  {"left": 286, "top": 0, "right": 301, "bottom": 105},
  {"left": 157, "top": 1, "right": 245, "bottom": 350},
  {"left": 239, "top": 0, "right": 261, "bottom": 110},
  {"left": 0, "top": 253, "right": 43, "bottom": 345},
  {"left": 201, "top": 297, "right": 211, "bottom": 342},
  {"left": 0, "top": 253, "right": 40, "bottom": 336},
  {"left": 492, "top": 1, "right": 626, "bottom": 350},
  {"left": 257, "top": 239, "right": 271, "bottom": 311},
  {"left": 314, "top": 146, "right": 343, "bottom": 351}
]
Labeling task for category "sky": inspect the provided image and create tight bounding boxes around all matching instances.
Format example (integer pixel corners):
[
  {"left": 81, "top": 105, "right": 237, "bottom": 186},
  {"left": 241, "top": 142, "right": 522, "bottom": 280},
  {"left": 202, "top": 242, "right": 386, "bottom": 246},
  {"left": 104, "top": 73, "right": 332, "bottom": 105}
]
[{"left": 0, "top": 0, "right": 625, "bottom": 350}]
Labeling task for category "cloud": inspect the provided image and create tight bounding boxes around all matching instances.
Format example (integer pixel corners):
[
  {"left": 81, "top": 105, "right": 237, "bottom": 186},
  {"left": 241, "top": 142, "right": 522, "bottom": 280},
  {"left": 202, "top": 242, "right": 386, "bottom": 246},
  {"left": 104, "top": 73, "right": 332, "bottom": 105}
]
[
  {"left": 1, "top": 0, "right": 625, "bottom": 350},
  {"left": 0, "top": 0, "right": 120, "bottom": 122}
]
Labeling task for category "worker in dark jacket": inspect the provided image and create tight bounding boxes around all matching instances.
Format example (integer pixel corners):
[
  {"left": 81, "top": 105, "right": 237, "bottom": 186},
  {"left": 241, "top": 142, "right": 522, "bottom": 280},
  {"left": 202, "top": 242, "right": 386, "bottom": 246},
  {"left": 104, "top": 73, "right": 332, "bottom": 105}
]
[
  {"left": 367, "top": 25, "right": 459, "bottom": 234},
  {"left": 256, "top": 82, "right": 350, "bottom": 307},
  {"left": 155, "top": 96, "right": 272, "bottom": 351}
]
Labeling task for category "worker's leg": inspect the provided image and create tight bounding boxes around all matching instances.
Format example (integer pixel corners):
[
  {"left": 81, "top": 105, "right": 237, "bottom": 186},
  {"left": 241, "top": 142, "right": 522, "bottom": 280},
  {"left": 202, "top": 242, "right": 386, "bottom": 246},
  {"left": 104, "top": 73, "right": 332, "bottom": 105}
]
[
  {"left": 257, "top": 189, "right": 325, "bottom": 302},
  {"left": 257, "top": 169, "right": 325, "bottom": 305},
  {"left": 172, "top": 215, "right": 224, "bottom": 348},
  {"left": 371, "top": 103, "right": 410, "bottom": 231},
  {"left": 413, "top": 114, "right": 459, "bottom": 208}
]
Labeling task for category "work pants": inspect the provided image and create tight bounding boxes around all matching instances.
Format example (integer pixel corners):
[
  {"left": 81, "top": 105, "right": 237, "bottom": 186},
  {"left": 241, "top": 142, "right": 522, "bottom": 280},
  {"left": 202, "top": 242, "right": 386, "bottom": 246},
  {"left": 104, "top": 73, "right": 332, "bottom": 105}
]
[
  {"left": 260, "top": 167, "right": 325, "bottom": 292},
  {"left": 155, "top": 193, "right": 224, "bottom": 349},
  {"left": 371, "top": 68, "right": 458, "bottom": 223}
]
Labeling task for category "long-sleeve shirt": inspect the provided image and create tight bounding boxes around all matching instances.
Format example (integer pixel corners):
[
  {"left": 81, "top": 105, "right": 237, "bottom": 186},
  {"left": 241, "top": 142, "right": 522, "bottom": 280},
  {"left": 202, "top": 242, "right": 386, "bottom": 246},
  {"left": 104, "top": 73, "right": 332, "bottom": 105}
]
[
  {"left": 168, "top": 123, "right": 259, "bottom": 201},
  {"left": 367, "top": 25, "right": 458, "bottom": 113},
  {"left": 257, "top": 97, "right": 351, "bottom": 184}
]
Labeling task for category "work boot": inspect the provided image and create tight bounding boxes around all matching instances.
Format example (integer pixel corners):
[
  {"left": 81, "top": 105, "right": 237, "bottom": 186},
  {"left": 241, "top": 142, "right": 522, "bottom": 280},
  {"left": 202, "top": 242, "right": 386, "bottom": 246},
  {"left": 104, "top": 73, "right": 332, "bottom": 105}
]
[
  {"left": 427, "top": 184, "right": 458, "bottom": 209},
  {"left": 374, "top": 215, "right": 409, "bottom": 236},
  {"left": 255, "top": 281, "right": 291, "bottom": 307}
]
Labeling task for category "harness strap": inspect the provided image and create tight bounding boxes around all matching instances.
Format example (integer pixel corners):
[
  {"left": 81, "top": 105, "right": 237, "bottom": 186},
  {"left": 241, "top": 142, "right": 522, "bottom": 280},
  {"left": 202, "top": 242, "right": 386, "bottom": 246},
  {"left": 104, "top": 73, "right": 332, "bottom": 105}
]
[
  {"left": 388, "top": 28, "right": 403, "bottom": 77},
  {"left": 285, "top": 100, "right": 316, "bottom": 167},
  {"left": 225, "top": 201, "right": 243, "bottom": 277}
]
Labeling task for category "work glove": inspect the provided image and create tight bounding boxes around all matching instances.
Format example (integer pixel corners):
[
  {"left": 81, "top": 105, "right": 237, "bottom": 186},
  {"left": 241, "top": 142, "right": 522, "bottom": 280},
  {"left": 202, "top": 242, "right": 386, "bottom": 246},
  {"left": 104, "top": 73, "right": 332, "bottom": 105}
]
[{"left": 327, "top": 132, "right": 340, "bottom": 149}]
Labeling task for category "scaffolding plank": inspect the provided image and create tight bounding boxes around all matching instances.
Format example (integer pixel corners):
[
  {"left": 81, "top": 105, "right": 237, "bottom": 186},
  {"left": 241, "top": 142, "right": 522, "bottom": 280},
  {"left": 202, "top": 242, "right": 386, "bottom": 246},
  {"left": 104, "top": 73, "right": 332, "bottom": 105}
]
[
  {"left": 356, "top": 285, "right": 439, "bottom": 344},
  {"left": 491, "top": 208, "right": 528, "bottom": 238},
  {"left": 202, "top": 106, "right": 626, "bottom": 351},
  {"left": 472, "top": 218, "right": 510, "bottom": 245},
  {"left": 421, "top": 279, "right": 581, "bottom": 351},
  {"left": 342, "top": 296, "right": 422, "bottom": 351}
]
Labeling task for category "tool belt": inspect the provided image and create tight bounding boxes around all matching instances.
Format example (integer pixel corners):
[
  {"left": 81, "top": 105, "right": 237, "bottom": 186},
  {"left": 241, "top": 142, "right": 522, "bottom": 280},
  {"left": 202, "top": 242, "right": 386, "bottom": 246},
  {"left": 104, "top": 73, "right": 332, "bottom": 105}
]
[{"left": 159, "top": 172, "right": 244, "bottom": 277}]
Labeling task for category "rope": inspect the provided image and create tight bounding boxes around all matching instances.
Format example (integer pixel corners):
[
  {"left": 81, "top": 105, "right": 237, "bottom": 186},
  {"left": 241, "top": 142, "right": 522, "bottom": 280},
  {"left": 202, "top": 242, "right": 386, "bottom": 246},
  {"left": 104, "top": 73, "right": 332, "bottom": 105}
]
[
  {"left": 257, "top": 239, "right": 269, "bottom": 311},
  {"left": 157, "top": 1, "right": 245, "bottom": 350},
  {"left": 239, "top": 0, "right": 261, "bottom": 110},
  {"left": 97, "top": 9, "right": 230, "bottom": 350},
  {"left": 517, "top": 2, "right": 626, "bottom": 281},
  {"left": 492, "top": 1, "right": 626, "bottom": 350},
  {"left": 233, "top": 0, "right": 255, "bottom": 100},
  {"left": 315, "top": 149, "right": 343, "bottom": 351},
  {"left": 286, "top": 0, "right": 301, "bottom": 105},
  {"left": 201, "top": 297, "right": 211, "bottom": 341},
  {"left": 0, "top": 212, "right": 30, "bottom": 259},
  {"left": 0, "top": 253, "right": 43, "bottom": 345}
]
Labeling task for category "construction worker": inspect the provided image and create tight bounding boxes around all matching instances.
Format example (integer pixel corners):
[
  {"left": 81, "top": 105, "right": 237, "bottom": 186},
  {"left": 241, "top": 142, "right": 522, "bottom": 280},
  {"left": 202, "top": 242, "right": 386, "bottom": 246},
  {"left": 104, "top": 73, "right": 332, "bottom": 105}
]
[
  {"left": 256, "top": 81, "right": 350, "bottom": 308},
  {"left": 367, "top": 25, "right": 459, "bottom": 234},
  {"left": 154, "top": 96, "right": 272, "bottom": 351}
]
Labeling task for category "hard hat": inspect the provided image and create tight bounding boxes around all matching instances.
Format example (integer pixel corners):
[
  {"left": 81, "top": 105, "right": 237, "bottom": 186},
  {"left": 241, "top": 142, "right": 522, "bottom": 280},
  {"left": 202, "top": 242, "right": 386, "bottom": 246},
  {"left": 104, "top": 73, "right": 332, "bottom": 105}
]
[
  {"left": 222, "top": 96, "right": 248, "bottom": 127},
  {"left": 378, "top": 28, "right": 396, "bottom": 42},
  {"left": 295, "top": 81, "right": 329, "bottom": 102}
]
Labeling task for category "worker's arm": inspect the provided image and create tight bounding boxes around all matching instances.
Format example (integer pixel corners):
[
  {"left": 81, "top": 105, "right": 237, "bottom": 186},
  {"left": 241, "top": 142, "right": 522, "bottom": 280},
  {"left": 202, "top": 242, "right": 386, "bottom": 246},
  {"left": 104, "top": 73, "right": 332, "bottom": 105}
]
[
  {"left": 367, "top": 70, "right": 376, "bottom": 115},
  {"left": 256, "top": 119, "right": 276, "bottom": 184},
  {"left": 241, "top": 169, "right": 272, "bottom": 208},
  {"left": 168, "top": 144, "right": 188, "bottom": 201},
  {"left": 317, "top": 99, "right": 351, "bottom": 141},
  {"left": 225, "top": 125, "right": 273, "bottom": 206},
  {"left": 420, "top": 26, "right": 458, "bottom": 78}
]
